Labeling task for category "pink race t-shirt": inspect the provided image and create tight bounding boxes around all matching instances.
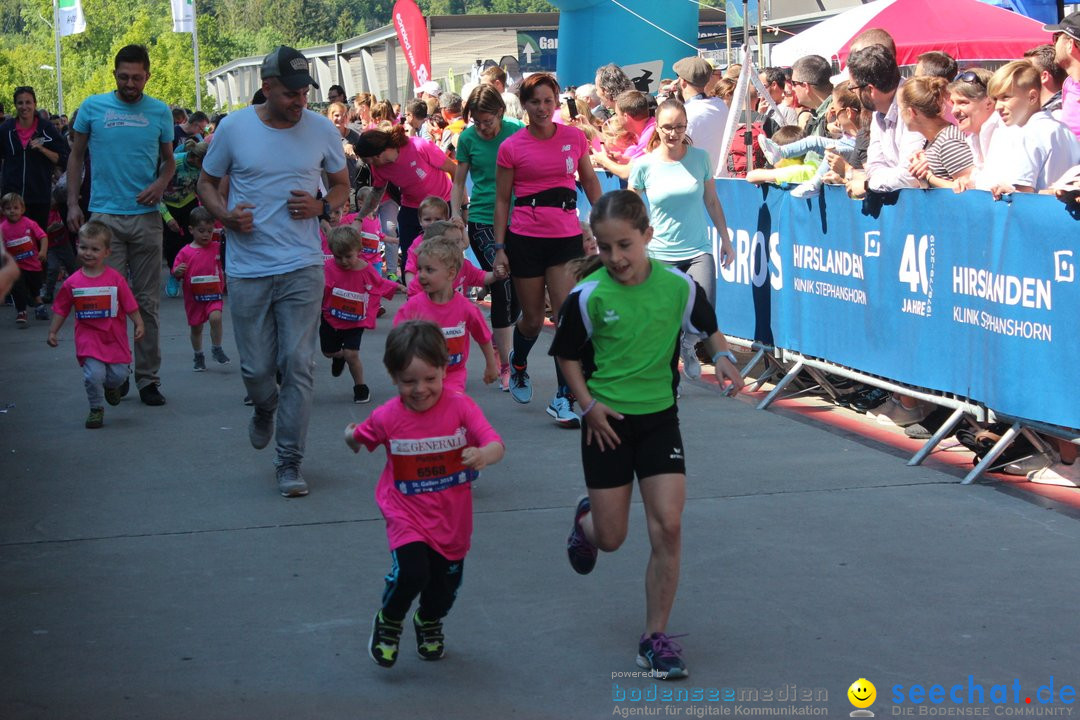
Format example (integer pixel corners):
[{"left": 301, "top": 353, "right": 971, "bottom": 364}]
[
  {"left": 352, "top": 390, "right": 502, "bottom": 560},
  {"left": 497, "top": 123, "right": 588, "bottom": 238},
  {"left": 1061, "top": 77, "right": 1080, "bottom": 140},
  {"left": 173, "top": 241, "right": 224, "bottom": 327},
  {"left": 394, "top": 292, "right": 492, "bottom": 393},
  {"left": 369, "top": 136, "right": 452, "bottom": 208},
  {"left": 405, "top": 257, "right": 487, "bottom": 297},
  {"left": 322, "top": 258, "right": 399, "bottom": 330},
  {"left": 51, "top": 266, "right": 139, "bottom": 366},
  {"left": 358, "top": 216, "right": 385, "bottom": 259},
  {"left": 1, "top": 216, "right": 46, "bottom": 272}
]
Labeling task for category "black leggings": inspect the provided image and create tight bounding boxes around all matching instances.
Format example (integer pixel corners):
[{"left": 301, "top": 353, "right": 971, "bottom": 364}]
[
  {"left": 163, "top": 198, "right": 198, "bottom": 270},
  {"left": 11, "top": 269, "right": 44, "bottom": 312},
  {"left": 380, "top": 541, "right": 464, "bottom": 623},
  {"left": 468, "top": 221, "right": 519, "bottom": 329}
]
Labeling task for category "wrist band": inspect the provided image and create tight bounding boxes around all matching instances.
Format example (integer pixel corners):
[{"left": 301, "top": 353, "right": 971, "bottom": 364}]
[
  {"left": 582, "top": 399, "right": 597, "bottom": 416},
  {"left": 492, "top": 243, "right": 506, "bottom": 250},
  {"left": 712, "top": 349, "right": 737, "bottom": 366}
]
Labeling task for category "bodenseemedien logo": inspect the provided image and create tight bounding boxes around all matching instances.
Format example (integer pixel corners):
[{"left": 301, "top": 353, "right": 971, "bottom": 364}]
[{"left": 849, "top": 678, "right": 877, "bottom": 717}]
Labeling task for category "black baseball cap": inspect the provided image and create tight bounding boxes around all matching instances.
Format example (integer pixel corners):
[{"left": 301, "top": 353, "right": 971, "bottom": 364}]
[
  {"left": 1043, "top": 10, "right": 1080, "bottom": 42},
  {"left": 261, "top": 46, "right": 319, "bottom": 90}
]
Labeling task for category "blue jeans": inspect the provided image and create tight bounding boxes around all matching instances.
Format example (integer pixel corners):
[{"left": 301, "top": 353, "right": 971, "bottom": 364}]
[
  {"left": 82, "top": 358, "right": 130, "bottom": 409},
  {"left": 228, "top": 265, "right": 324, "bottom": 468},
  {"left": 778, "top": 135, "right": 857, "bottom": 184}
]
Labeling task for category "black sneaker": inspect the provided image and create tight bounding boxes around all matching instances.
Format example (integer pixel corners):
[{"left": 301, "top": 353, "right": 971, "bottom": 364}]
[
  {"left": 249, "top": 408, "right": 274, "bottom": 450},
  {"left": 413, "top": 610, "right": 445, "bottom": 660},
  {"left": 103, "top": 383, "right": 124, "bottom": 406},
  {"left": 354, "top": 384, "right": 371, "bottom": 404},
  {"left": 193, "top": 352, "right": 207, "bottom": 372},
  {"left": 85, "top": 407, "right": 104, "bottom": 429},
  {"left": 369, "top": 611, "right": 403, "bottom": 668},
  {"left": 331, "top": 357, "right": 346, "bottom": 377},
  {"left": 637, "top": 632, "right": 689, "bottom": 680},
  {"left": 139, "top": 383, "right": 167, "bottom": 406},
  {"left": 119, "top": 378, "right": 130, "bottom": 398},
  {"left": 567, "top": 495, "right": 598, "bottom": 575}
]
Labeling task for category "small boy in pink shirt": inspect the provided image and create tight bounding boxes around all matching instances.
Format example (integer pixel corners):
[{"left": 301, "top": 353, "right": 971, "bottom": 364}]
[
  {"left": 394, "top": 235, "right": 499, "bottom": 393},
  {"left": 322, "top": 226, "right": 401, "bottom": 403},
  {"left": 404, "top": 220, "right": 493, "bottom": 297},
  {"left": 403, "top": 195, "right": 452, "bottom": 288},
  {"left": 345, "top": 319, "right": 504, "bottom": 668},
  {"left": 172, "top": 207, "right": 230, "bottom": 372},
  {"left": 47, "top": 221, "right": 144, "bottom": 429},
  {"left": 1, "top": 192, "right": 49, "bottom": 326}
]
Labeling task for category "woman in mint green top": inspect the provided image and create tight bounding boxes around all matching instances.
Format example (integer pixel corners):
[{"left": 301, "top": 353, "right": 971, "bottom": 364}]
[
  {"left": 451, "top": 84, "right": 524, "bottom": 387},
  {"left": 628, "top": 99, "right": 734, "bottom": 378}
]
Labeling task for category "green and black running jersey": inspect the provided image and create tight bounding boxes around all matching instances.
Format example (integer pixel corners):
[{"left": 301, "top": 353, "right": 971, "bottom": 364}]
[{"left": 549, "top": 259, "right": 718, "bottom": 415}]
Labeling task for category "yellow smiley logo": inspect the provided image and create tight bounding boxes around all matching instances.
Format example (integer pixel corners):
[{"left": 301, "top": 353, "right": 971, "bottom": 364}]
[{"left": 848, "top": 678, "right": 876, "bottom": 709}]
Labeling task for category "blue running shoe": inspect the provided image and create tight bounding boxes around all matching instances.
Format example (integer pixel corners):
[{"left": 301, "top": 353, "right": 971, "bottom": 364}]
[
  {"left": 637, "top": 632, "right": 689, "bottom": 680},
  {"left": 165, "top": 274, "right": 181, "bottom": 298},
  {"left": 547, "top": 393, "right": 580, "bottom": 428},
  {"left": 508, "top": 350, "right": 533, "bottom": 404},
  {"left": 567, "top": 495, "right": 597, "bottom": 575}
]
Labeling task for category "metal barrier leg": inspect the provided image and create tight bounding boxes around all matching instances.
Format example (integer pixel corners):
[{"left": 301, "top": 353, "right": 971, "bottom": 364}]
[
  {"left": 962, "top": 421, "right": 1021, "bottom": 485},
  {"left": 756, "top": 359, "right": 805, "bottom": 411},
  {"left": 748, "top": 355, "right": 782, "bottom": 392},
  {"left": 907, "top": 407, "right": 965, "bottom": 467},
  {"left": 739, "top": 347, "right": 766, "bottom": 380}
]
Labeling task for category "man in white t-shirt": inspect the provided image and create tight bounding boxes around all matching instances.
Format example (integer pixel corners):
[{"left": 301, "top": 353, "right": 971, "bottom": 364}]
[
  {"left": 672, "top": 56, "right": 729, "bottom": 177},
  {"left": 198, "top": 46, "right": 349, "bottom": 499}
]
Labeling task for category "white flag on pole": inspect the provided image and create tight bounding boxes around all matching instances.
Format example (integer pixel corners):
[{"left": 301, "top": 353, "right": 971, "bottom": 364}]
[
  {"left": 57, "top": 0, "right": 86, "bottom": 37},
  {"left": 171, "top": 0, "right": 194, "bottom": 33}
]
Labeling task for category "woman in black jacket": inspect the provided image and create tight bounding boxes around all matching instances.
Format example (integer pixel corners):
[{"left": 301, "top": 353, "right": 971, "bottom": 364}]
[{"left": 0, "top": 86, "right": 69, "bottom": 230}]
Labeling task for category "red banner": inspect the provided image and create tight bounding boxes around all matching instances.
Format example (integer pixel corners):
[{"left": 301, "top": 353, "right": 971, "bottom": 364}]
[{"left": 392, "top": 0, "right": 432, "bottom": 87}]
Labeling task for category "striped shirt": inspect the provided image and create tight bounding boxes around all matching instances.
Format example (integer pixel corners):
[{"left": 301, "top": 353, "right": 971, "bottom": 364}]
[{"left": 925, "top": 125, "right": 974, "bottom": 180}]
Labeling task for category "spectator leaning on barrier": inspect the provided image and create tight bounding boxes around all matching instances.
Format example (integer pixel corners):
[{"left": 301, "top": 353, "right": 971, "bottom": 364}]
[
  {"left": 790, "top": 55, "right": 834, "bottom": 138},
  {"left": 945, "top": 68, "right": 1013, "bottom": 191},
  {"left": 1025, "top": 44, "right": 1067, "bottom": 115},
  {"left": 847, "top": 44, "right": 923, "bottom": 195},
  {"left": 672, "top": 56, "right": 729, "bottom": 177},
  {"left": 900, "top": 77, "right": 974, "bottom": 190},
  {"left": 760, "top": 66, "right": 799, "bottom": 136},
  {"left": 986, "top": 61, "right": 1080, "bottom": 198},
  {"left": 1046, "top": 10, "right": 1080, "bottom": 137}
]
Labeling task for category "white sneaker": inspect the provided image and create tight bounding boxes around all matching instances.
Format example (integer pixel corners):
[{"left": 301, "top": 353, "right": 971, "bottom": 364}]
[
  {"left": 876, "top": 396, "right": 931, "bottom": 428},
  {"left": 680, "top": 338, "right": 701, "bottom": 380},
  {"left": 1027, "top": 462, "right": 1080, "bottom": 487},
  {"left": 759, "top": 136, "right": 782, "bottom": 166},
  {"left": 790, "top": 179, "right": 822, "bottom": 199}
]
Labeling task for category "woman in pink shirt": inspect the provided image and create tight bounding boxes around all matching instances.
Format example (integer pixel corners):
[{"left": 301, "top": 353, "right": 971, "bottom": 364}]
[
  {"left": 353, "top": 125, "right": 455, "bottom": 280},
  {"left": 493, "top": 73, "right": 602, "bottom": 426}
]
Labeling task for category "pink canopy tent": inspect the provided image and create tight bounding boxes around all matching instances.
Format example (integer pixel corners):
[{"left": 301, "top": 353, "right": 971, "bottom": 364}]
[{"left": 770, "top": 0, "right": 1052, "bottom": 67}]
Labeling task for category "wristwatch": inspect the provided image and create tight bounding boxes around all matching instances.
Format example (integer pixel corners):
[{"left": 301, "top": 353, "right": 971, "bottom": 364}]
[
  {"left": 712, "top": 349, "right": 738, "bottom": 365},
  {"left": 321, "top": 199, "right": 332, "bottom": 217}
]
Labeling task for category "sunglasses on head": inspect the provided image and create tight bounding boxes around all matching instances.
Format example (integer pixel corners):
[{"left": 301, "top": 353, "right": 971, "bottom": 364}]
[{"left": 957, "top": 71, "right": 986, "bottom": 88}]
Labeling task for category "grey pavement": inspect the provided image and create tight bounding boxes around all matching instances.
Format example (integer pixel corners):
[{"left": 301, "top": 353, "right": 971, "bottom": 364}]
[{"left": 3, "top": 289, "right": 1080, "bottom": 720}]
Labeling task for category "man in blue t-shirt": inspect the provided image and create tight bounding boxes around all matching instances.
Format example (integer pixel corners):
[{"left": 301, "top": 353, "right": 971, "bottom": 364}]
[
  {"left": 198, "top": 45, "right": 349, "bottom": 499},
  {"left": 66, "top": 44, "right": 177, "bottom": 407}
]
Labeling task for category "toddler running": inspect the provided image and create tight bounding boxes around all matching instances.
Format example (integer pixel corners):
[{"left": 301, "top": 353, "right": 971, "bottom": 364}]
[
  {"left": 345, "top": 319, "right": 504, "bottom": 667},
  {"left": 2, "top": 192, "right": 49, "bottom": 326},
  {"left": 172, "top": 207, "right": 230, "bottom": 371},
  {"left": 47, "top": 221, "right": 144, "bottom": 429},
  {"left": 322, "top": 225, "right": 401, "bottom": 403},
  {"left": 395, "top": 235, "right": 498, "bottom": 392}
]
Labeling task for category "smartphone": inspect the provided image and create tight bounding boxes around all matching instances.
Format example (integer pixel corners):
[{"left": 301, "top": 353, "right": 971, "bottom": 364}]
[{"left": 566, "top": 96, "right": 578, "bottom": 119}]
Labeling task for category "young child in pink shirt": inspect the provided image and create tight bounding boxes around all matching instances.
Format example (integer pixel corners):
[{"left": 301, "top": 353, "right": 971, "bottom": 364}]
[
  {"left": 172, "top": 207, "right": 230, "bottom": 372},
  {"left": 345, "top": 319, "right": 504, "bottom": 668},
  {"left": 394, "top": 235, "right": 499, "bottom": 393},
  {"left": 353, "top": 186, "right": 396, "bottom": 278},
  {"left": 2, "top": 192, "right": 49, "bottom": 326},
  {"left": 403, "top": 195, "right": 452, "bottom": 288},
  {"left": 47, "top": 221, "right": 145, "bottom": 429},
  {"left": 322, "top": 226, "right": 402, "bottom": 403},
  {"left": 404, "top": 220, "right": 493, "bottom": 297}
]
